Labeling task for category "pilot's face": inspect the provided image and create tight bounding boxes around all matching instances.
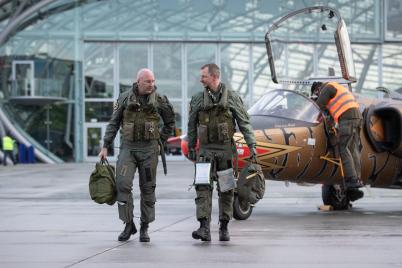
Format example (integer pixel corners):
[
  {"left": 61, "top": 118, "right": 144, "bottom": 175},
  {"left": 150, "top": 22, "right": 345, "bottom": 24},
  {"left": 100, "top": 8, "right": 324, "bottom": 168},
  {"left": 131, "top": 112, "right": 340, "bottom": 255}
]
[
  {"left": 200, "top": 67, "right": 216, "bottom": 89},
  {"left": 137, "top": 72, "right": 155, "bottom": 95}
]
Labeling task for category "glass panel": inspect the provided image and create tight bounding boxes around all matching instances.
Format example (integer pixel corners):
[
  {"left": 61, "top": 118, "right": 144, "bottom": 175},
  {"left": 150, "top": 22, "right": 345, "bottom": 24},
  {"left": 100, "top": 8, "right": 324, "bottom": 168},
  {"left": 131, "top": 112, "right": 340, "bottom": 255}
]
[
  {"left": 153, "top": 43, "right": 182, "bottom": 98},
  {"left": 87, "top": 128, "right": 102, "bottom": 157},
  {"left": 119, "top": 43, "right": 148, "bottom": 93},
  {"left": 187, "top": 43, "right": 216, "bottom": 98},
  {"left": 169, "top": 101, "right": 182, "bottom": 137},
  {"left": 0, "top": 33, "right": 79, "bottom": 162},
  {"left": 221, "top": 43, "right": 249, "bottom": 103},
  {"left": 386, "top": 0, "right": 402, "bottom": 40},
  {"left": 316, "top": 44, "right": 344, "bottom": 80},
  {"left": 341, "top": 0, "right": 380, "bottom": 41},
  {"left": 84, "top": 43, "right": 114, "bottom": 98},
  {"left": 248, "top": 90, "right": 320, "bottom": 124},
  {"left": 252, "top": 44, "right": 283, "bottom": 102},
  {"left": 286, "top": 44, "right": 315, "bottom": 81},
  {"left": 85, "top": 102, "right": 113, "bottom": 122},
  {"left": 382, "top": 44, "right": 402, "bottom": 93},
  {"left": 12, "top": 62, "right": 34, "bottom": 96},
  {"left": 352, "top": 44, "right": 379, "bottom": 95}
]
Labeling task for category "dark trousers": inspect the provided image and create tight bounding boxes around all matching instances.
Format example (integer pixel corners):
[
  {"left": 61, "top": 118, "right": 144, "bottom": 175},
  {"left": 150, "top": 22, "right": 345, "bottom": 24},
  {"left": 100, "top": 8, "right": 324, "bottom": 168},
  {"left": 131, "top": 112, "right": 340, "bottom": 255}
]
[
  {"left": 3, "top": 151, "right": 15, "bottom": 166},
  {"left": 338, "top": 118, "right": 362, "bottom": 180}
]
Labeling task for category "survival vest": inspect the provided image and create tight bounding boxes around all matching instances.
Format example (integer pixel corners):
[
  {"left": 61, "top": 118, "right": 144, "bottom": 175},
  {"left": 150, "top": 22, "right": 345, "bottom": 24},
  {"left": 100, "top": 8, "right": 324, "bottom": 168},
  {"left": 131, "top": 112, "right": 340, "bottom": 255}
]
[
  {"left": 122, "top": 90, "right": 160, "bottom": 142},
  {"left": 326, "top": 82, "right": 359, "bottom": 123},
  {"left": 198, "top": 85, "right": 235, "bottom": 145}
]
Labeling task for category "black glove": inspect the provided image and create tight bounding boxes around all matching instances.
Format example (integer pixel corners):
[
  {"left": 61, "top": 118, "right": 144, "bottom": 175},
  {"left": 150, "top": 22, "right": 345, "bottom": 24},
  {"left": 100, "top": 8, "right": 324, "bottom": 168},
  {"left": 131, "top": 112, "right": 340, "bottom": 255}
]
[
  {"left": 188, "top": 148, "right": 197, "bottom": 161},
  {"left": 249, "top": 145, "right": 257, "bottom": 163}
]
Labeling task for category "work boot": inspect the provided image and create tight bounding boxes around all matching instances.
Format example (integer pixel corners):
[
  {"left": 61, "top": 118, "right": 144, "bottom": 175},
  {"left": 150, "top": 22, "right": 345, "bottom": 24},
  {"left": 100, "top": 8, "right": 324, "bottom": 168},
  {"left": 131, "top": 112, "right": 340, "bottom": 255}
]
[
  {"left": 118, "top": 220, "right": 137, "bottom": 241},
  {"left": 345, "top": 177, "right": 363, "bottom": 189},
  {"left": 139, "top": 222, "right": 150, "bottom": 242},
  {"left": 192, "top": 218, "right": 211, "bottom": 241},
  {"left": 347, "top": 188, "right": 364, "bottom": 202},
  {"left": 219, "top": 220, "right": 230, "bottom": 241}
]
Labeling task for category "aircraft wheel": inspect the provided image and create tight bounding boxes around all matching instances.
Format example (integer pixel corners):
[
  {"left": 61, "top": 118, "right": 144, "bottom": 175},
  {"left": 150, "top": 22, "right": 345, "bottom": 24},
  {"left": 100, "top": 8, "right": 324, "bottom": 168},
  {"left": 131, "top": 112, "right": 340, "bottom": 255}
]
[
  {"left": 233, "top": 194, "right": 253, "bottom": 220},
  {"left": 322, "top": 184, "right": 350, "bottom": 210}
]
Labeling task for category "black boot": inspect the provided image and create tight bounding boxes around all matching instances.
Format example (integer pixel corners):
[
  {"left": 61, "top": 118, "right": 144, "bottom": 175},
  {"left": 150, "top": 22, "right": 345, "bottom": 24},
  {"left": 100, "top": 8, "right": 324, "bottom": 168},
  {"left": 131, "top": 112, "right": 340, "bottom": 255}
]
[
  {"left": 345, "top": 177, "right": 363, "bottom": 189},
  {"left": 139, "top": 222, "right": 150, "bottom": 242},
  {"left": 219, "top": 220, "right": 230, "bottom": 241},
  {"left": 118, "top": 220, "right": 137, "bottom": 241},
  {"left": 192, "top": 218, "right": 211, "bottom": 241}
]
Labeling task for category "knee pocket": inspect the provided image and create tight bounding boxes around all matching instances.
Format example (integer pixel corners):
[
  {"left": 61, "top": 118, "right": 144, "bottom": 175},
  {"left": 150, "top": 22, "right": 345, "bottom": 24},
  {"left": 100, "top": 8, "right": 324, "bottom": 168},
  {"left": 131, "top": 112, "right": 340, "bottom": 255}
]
[
  {"left": 140, "top": 185, "right": 156, "bottom": 194},
  {"left": 116, "top": 179, "right": 132, "bottom": 193}
]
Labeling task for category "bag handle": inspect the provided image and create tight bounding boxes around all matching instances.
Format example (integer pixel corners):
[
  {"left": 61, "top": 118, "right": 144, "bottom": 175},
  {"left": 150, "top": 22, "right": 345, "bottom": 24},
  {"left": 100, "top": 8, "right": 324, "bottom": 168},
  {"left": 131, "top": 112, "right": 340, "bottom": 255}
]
[{"left": 100, "top": 158, "right": 115, "bottom": 179}]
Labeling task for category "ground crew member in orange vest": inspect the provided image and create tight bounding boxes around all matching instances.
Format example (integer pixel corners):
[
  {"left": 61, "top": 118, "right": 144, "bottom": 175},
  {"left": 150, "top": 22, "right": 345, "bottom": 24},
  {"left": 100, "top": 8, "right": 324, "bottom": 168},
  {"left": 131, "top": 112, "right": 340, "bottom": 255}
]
[{"left": 311, "top": 81, "right": 363, "bottom": 188}]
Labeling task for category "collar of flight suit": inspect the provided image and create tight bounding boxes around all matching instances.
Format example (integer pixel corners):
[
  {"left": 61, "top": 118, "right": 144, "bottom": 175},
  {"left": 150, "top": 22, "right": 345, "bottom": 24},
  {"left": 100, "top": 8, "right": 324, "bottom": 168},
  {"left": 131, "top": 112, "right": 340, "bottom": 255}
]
[{"left": 203, "top": 83, "right": 228, "bottom": 110}]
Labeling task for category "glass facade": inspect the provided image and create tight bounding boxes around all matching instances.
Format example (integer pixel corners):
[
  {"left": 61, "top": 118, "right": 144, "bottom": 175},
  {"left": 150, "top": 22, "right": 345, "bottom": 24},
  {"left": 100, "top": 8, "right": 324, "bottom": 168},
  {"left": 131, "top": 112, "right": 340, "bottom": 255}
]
[{"left": 0, "top": 0, "right": 401, "bottom": 162}]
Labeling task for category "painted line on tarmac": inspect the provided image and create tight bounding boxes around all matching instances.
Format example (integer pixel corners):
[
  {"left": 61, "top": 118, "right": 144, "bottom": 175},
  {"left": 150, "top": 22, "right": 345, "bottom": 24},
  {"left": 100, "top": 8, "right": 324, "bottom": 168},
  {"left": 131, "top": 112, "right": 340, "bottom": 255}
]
[{"left": 63, "top": 215, "right": 193, "bottom": 268}]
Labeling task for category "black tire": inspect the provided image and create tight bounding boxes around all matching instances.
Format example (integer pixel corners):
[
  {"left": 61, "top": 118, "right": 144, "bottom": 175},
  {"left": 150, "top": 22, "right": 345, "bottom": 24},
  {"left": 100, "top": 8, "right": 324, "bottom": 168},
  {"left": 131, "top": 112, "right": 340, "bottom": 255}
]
[
  {"left": 322, "top": 184, "right": 350, "bottom": 210},
  {"left": 233, "top": 194, "right": 253, "bottom": 220}
]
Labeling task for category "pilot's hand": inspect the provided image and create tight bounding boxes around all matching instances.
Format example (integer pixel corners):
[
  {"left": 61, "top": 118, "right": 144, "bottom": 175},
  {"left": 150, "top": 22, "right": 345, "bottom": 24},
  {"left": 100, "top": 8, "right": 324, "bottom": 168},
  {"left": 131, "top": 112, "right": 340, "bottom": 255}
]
[
  {"left": 98, "top": 147, "right": 108, "bottom": 160},
  {"left": 249, "top": 145, "right": 258, "bottom": 163},
  {"left": 188, "top": 148, "right": 197, "bottom": 161}
]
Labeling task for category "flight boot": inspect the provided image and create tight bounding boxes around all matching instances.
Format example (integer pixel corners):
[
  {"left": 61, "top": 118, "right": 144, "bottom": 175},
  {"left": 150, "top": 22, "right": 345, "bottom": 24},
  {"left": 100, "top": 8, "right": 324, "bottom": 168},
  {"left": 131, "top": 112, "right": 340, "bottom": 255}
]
[
  {"left": 139, "top": 222, "right": 150, "bottom": 242},
  {"left": 219, "top": 220, "right": 230, "bottom": 241},
  {"left": 192, "top": 218, "right": 211, "bottom": 241},
  {"left": 118, "top": 220, "right": 137, "bottom": 241}
]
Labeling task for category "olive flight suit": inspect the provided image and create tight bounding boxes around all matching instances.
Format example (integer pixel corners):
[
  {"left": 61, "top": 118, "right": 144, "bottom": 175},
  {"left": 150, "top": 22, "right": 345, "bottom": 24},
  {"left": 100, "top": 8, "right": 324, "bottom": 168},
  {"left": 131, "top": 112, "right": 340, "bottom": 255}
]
[
  {"left": 188, "top": 83, "right": 256, "bottom": 222},
  {"left": 103, "top": 83, "right": 175, "bottom": 224}
]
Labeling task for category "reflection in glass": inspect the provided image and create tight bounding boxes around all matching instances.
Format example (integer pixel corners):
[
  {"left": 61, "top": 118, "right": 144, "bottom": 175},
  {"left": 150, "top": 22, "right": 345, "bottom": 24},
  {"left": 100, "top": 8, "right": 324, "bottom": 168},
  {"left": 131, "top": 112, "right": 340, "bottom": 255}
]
[
  {"left": 119, "top": 43, "right": 148, "bottom": 93},
  {"left": 154, "top": 43, "right": 182, "bottom": 98},
  {"left": 85, "top": 102, "right": 113, "bottom": 122},
  {"left": 386, "top": 0, "right": 402, "bottom": 39},
  {"left": 168, "top": 101, "right": 182, "bottom": 137},
  {"left": 84, "top": 43, "right": 114, "bottom": 98},
  {"left": 248, "top": 90, "right": 320, "bottom": 124},
  {"left": 87, "top": 128, "right": 102, "bottom": 157},
  {"left": 221, "top": 43, "right": 249, "bottom": 102}
]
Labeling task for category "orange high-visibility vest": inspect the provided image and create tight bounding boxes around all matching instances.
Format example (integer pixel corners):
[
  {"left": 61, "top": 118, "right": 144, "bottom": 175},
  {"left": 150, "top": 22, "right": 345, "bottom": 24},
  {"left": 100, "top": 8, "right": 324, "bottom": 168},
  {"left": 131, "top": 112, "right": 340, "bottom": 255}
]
[{"left": 326, "top": 82, "right": 359, "bottom": 123}]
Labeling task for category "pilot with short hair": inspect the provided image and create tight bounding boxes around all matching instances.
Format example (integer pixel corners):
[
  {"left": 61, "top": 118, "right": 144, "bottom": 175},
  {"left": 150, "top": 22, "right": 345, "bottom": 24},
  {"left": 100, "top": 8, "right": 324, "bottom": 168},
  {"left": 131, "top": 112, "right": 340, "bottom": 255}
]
[{"left": 187, "top": 63, "right": 257, "bottom": 242}]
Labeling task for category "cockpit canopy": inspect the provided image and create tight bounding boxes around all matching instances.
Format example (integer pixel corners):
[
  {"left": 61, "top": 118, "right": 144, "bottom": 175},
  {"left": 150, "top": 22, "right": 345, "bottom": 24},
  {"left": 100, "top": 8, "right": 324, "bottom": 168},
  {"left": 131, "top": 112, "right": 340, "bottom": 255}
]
[
  {"left": 248, "top": 89, "right": 321, "bottom": 124},
  {"left": 265, "top": 6, "right": 356, "bottom": 85}
]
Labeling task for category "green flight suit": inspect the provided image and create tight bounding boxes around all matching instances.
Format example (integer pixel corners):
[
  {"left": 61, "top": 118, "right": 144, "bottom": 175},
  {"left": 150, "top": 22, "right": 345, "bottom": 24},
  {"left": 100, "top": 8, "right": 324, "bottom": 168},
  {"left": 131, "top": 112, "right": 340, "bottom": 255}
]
[
  {"left": 103, "top": 83, "right": 175, "bottom": 224},
  {"left": 188, "top": 83, "right": 256, "bottom": 221}
]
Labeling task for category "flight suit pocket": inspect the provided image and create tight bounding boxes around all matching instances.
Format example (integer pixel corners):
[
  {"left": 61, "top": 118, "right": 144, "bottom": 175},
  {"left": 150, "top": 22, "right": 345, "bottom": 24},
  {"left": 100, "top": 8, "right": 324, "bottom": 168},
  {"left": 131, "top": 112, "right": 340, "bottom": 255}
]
[
  {"left": 144, "top": 121, "right": 157, "bottom": 140},
  {"left": 218, "top": 122, "right": 230, "bottom": 142},
  {"left": 122, "top": 122, "right": 134, "bottom": 142},
  {"left": 198, "top": 124, "right": 208, "bottom": 144}
]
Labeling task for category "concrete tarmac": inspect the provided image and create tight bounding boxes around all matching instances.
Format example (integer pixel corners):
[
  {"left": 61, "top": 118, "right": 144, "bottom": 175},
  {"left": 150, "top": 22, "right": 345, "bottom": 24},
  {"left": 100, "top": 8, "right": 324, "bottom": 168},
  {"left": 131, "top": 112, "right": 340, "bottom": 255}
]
[{"left": 1, "top": 161, "right": 402, "bottom": 268}]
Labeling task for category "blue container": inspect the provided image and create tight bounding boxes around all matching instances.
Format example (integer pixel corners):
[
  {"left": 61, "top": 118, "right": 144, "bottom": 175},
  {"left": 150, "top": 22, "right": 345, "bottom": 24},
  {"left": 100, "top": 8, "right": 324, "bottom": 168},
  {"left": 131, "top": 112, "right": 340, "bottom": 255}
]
[
  {"left": 28, "top": 146, "right": 35, "bottom": 163},
  {"left": 19, "top": 144, "right": 27, "bottom": 163}
]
